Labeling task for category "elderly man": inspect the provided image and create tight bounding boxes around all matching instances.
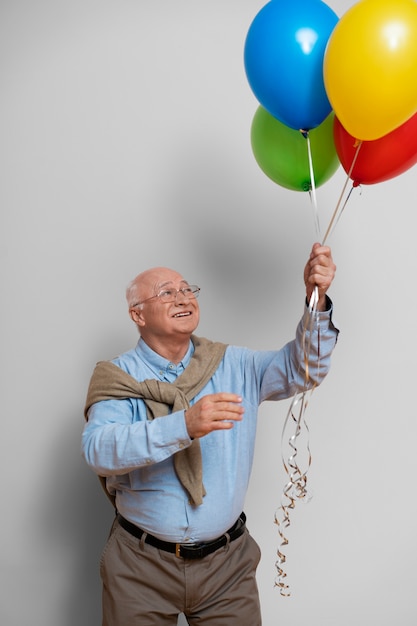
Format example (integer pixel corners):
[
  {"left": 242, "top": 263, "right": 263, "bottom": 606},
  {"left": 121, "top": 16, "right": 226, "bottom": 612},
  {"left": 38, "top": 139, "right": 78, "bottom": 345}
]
[{"left": 82, "top": 243, "right": 338, "bottom": 626}]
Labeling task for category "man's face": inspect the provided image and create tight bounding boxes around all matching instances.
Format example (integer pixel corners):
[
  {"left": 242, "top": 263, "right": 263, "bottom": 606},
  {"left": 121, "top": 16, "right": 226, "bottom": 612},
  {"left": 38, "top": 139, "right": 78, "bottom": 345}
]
[{"left": 131, "top": 268, "right": 200, "bottom": 342}]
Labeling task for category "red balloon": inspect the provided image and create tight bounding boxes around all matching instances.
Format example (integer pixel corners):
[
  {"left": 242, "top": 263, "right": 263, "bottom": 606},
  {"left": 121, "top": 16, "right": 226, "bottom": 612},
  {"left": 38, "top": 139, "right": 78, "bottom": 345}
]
[{"left": 333, "top": 113, "right": 417, "bottom": 186}]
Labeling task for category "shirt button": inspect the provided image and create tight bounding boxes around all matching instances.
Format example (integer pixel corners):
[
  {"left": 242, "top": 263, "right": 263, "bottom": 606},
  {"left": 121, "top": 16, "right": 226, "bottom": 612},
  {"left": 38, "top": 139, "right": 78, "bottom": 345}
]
[{"left": 179, "top": 442, "right": 185, "bottom": 449}]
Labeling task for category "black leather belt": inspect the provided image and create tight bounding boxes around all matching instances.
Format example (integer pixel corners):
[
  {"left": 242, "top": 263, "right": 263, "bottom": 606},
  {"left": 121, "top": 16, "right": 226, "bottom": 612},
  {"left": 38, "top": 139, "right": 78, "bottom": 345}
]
[{"left": 118, "top": 512, "right": 246, "bottom": 559}]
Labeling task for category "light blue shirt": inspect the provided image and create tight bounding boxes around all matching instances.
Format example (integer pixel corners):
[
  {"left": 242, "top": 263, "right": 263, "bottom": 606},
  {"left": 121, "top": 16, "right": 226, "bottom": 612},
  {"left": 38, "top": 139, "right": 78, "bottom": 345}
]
[{"left": 82, "top": 304, "right": 338, "bottom": 542}]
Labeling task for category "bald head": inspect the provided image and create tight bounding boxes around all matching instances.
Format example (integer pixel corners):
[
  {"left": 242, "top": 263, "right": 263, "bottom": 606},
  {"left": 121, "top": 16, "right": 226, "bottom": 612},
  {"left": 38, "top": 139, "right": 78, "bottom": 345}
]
[{"left": 126, "top": 267, "right": 186, "bottom": 309}]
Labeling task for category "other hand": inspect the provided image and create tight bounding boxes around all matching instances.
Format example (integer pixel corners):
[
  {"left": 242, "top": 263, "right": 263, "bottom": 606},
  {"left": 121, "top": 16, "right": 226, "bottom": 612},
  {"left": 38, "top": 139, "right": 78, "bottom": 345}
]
[{"left": 185, "top": 393, "right": 244, "bottom": 439}]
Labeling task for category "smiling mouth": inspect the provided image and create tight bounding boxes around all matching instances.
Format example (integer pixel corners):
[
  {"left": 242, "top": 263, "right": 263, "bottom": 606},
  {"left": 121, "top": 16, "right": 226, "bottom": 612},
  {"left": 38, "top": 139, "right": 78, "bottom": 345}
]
[{"left": 173, "top": 311, "right": 192, "bottom": 318}]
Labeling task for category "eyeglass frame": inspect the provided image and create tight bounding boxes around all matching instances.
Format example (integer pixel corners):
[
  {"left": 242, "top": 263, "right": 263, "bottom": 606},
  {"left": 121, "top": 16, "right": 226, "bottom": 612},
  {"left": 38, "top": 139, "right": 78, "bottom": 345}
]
[{"left": 131, "top": 284, "right": 200, "bottom": 308}]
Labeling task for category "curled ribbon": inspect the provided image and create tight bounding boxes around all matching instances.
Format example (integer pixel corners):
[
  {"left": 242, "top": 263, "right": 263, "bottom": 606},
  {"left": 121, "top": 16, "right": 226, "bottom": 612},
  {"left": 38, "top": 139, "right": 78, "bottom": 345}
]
[{"left": 274, "top": 288, "right": 319, "bottom": 596}]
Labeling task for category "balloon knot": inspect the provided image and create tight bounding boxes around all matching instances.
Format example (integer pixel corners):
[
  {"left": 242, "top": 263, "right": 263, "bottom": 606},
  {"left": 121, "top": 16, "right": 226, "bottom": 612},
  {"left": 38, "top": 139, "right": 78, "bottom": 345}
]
[{"left": 299, "top": 129, "right": 309, "bottom": 139}]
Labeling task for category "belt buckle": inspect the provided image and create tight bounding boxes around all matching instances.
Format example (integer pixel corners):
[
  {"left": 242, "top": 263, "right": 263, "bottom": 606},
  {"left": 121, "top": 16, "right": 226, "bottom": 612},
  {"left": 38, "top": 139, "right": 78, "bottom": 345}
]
[{"left": 175, "top": 543, "right": 182, "bottom": 558}]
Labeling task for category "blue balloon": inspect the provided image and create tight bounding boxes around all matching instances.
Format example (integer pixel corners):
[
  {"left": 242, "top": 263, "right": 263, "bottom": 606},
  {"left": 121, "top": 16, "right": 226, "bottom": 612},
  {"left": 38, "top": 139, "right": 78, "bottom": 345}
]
[{"left": 244, "top": 0, "right": 339, "bottom": 131}]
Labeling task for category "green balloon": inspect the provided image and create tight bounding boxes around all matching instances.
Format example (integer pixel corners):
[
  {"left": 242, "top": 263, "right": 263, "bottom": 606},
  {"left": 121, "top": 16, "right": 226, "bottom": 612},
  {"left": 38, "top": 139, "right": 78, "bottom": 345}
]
[{"left": 251, "top": 106, "right": 340, "bottom": 191}]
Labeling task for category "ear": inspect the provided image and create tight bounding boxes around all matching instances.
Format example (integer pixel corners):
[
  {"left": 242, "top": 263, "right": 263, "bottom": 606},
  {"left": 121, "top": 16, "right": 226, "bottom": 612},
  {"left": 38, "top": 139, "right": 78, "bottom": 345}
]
[{"left": 129, "top": 307, "right": 145, "bottom": 327}]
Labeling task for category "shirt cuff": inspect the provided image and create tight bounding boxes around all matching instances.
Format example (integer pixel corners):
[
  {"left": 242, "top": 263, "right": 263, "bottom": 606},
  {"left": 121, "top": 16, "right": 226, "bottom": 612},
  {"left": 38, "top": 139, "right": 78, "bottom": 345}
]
[{"left": 303, "top": 296, "right": 339, "bottom": 335}]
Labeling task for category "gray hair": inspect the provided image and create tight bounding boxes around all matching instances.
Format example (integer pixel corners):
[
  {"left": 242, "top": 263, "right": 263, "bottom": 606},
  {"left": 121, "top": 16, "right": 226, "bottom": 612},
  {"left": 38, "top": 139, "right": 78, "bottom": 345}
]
[{"left": 125, "top": 276, "right": 142, "bottom": 310}]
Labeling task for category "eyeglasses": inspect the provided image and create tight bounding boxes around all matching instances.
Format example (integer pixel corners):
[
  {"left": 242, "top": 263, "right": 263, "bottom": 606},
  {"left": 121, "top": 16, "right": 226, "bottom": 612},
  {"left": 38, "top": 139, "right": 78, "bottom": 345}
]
[{"left": 132, "top": 285, "right": 200, "bottom": 307}]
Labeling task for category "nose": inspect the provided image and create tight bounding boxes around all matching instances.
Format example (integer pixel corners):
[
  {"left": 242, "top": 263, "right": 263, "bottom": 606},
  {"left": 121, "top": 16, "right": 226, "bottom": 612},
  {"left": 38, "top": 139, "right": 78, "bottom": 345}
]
[{"left": 175, "top": 289, "right": 190, "bottom": 304}]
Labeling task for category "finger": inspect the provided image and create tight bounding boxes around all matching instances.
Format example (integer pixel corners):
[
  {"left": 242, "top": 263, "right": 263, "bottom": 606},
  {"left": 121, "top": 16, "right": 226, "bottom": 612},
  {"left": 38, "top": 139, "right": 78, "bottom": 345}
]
[
  {"left": 308, "top": 270, "right": 333, "bottom": 289},
  {"left": 210, "top": 420, "right": 236, "bottom": 432},
  {"left": 310, "top": 252, "right": 333, "bottom": 272},
  {"left": 209, "top": 392, "right": 243, "bottom": 404},
  {"left": 212, "top": 403, "right": 245, "bottom": 421},
  {"left": 310, "top": 253, "right": 333, "bottom": 269},
  {"left": 311, "top": 243, "right": 331, "bottom": 255}
]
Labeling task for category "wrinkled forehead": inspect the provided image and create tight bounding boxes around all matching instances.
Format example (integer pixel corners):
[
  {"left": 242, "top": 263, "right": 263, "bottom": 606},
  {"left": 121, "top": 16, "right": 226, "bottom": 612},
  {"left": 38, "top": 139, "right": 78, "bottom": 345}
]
[{"left": 139, "top": 267, "right": 188, "bottom": 292}]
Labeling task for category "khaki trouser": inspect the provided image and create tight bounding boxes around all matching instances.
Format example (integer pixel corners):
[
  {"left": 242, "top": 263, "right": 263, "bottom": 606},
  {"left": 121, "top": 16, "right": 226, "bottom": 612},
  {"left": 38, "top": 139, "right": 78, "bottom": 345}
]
[{"left": 100, "top": 517, "right": 262, "bottom": 625}]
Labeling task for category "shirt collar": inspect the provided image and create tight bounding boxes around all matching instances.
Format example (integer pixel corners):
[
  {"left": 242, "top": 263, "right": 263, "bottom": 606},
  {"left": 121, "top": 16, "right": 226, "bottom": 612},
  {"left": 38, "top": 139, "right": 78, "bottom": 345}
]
[{"left": 135, "top": 337, "right": 194, "bottom": 382}]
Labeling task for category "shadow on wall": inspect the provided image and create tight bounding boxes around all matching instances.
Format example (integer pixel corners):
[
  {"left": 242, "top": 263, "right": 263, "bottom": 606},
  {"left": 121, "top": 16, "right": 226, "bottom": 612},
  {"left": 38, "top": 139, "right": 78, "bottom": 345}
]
[
  {"left": 41, "top": 406, "right": 192, "bottom": 626},
  {"left": 40, "top": 410, "right": 114, "bottom": 626}
]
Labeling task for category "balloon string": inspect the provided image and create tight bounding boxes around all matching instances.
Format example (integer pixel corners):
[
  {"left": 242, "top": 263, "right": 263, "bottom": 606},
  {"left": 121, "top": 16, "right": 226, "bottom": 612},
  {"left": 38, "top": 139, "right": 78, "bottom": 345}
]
[
  {"left": 322, "top": 140, "right": 362, "bottom": 245},
  {"left": 274, "top": 290, "right": 319, "bottom": 596},
  {"left": 326, "top": 184, "right": 356, "bottom": 241},
  {"left": 302, "top": 130, "right": 321, "bottom": 239},
  {"left": 275, "top": 138, "right": 362, "bottom": 596}
]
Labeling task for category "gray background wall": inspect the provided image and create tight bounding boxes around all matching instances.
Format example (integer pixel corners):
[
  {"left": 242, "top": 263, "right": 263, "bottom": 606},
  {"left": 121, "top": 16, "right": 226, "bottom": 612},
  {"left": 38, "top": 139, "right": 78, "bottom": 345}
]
[{"left": 1, "top": 1, "right": 416, "bottom": 624}]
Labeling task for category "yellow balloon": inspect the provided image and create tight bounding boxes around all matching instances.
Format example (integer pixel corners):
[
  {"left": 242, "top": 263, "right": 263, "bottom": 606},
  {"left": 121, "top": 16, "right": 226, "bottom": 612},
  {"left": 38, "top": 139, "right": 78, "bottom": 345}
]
[{"left": 324, "top": 0, "right": 417, "bottom": 140}]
